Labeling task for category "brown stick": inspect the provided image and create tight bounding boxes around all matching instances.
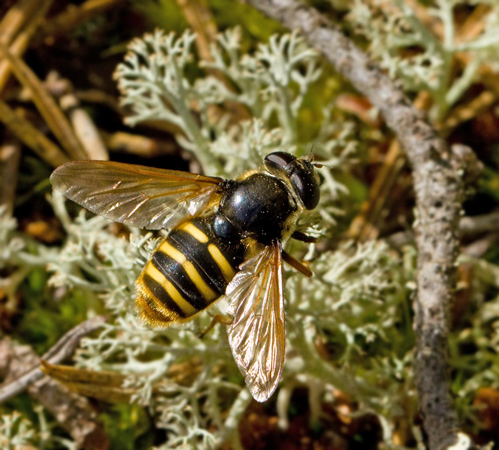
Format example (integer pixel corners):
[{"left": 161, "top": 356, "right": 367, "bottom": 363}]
[
  {"left": 0, "top": 42, "right": 87, "bottom": 160},
  {"left": 246, "top": 1, "right": 479, "bottom": 448},
  {"left": 348, "top": 92, "right": 432, "bottom": 242},
  {"left": 388, "top": 211, "right": 499, "bottom": 248},
  {"left": 0, "top": 139, "right": 21, "bottom": 216},
  {"left": 0, "top": 317, "right": 108, "bottom": 449},
  {"left": 0, "top": 0, "right": 42, "bottom": 44},
  {"left": 0, "top": 316, "right": 106, "bottom": 403},
  {"left": 176, "top": 0, "right": 251, "bottom": 124},
  {"left": 0, "top": 98, "right": 69, "bottom": 167},
  {"left": 0, "top": 0, "right": 54, "bottom": 94}
]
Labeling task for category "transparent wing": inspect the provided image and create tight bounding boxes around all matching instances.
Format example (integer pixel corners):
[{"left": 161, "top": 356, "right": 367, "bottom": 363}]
[
  {"left": 50, "top": 161, "right": 223, "bottom": 230},
  {"left": 226, "top": 242, "right": 285, "bottom": 402}
]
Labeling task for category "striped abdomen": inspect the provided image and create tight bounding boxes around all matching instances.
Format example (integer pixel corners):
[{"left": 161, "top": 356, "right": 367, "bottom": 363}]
[{"left": 136, "top": 215, "right": 245, "bottom": 327}]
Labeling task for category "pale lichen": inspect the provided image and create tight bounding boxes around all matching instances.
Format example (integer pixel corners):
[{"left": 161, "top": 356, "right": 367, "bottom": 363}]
[
  {"left": 347, "top": 0, "right": 499, "bottom": 121},
  {"left": 1, "top": 18, "right": 498, "bottom": 449}
]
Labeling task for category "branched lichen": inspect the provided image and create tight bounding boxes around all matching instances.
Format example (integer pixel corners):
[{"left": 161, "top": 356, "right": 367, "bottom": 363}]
[
  {"left": 0, "top": 412, "right": 36, "bottom": 449},
  {"left": 0, "top": 27, "right": 414, "bottom": 448},
  {"left": 347, "top": 0, "right": 499, "bottom": 121},
  {"left": 0, "top": 408, "right": 78, "bottom": 450},
  {"left": 2, "top": 20, "right": 498, "bottom": 449},
  {"left": 116, "top": 28, "right": 323, "bottom": 175},
  {"left": 283, "top": 240, "right": 416, "bottom": 435}
]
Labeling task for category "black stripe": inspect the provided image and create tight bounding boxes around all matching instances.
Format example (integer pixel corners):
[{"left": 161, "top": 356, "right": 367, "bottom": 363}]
[
  {"left": 142, "top": 274, "right": 186, "bottom": 318},
  {"left": 192, "top": 216, "right": 245, "bottom": 279},
  {"left": 151, "top": 250, "right": 207, "bottom": 310},
  {"left": 169, "top": 226, "right": 228, "bottom": 294},
  {"left": 136, "top": 296, "right": 172, "bottom": 324}
]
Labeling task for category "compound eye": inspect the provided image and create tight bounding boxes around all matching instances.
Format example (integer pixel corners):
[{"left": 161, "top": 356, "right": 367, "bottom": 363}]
[
  {"left": 289, "top": 161, "right": 321, "bottom": 210},
  {"left": 264, "top": 151, "right": 296, "bottom": 172}
]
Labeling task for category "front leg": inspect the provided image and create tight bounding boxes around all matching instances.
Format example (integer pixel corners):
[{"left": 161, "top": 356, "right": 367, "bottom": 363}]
[
  {"left": 282, "top": 250, "right": 313, "bottom": 277},
  {"left": 291, "top": 230, "right": 318, "bottom": 243}
]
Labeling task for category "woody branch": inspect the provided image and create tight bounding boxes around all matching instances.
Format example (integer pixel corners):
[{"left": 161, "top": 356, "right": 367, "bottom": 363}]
[{"left": 246, "top": 0, "right": 479, "bottom": 449}]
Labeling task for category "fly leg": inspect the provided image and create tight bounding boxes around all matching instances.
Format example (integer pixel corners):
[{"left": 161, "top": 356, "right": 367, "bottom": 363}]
[
  {"left": 291, "top": 231, "right": 318, "bottom": 243},
  {"left": 197, "top": 314, "right": 233, "bottom": 339},
  {"left": 281, "top": 250, "right": 313, "bottom": 277}
]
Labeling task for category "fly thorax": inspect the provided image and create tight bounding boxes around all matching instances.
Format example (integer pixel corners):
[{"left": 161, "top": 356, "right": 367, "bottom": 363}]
[{"left": 215, "top": 173, "right": 297, "bottom": 245}]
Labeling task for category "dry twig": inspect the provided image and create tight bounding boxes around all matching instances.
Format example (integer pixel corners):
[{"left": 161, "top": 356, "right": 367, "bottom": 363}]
[
  {"left": 0, "top": 98, "right": 69, "bottom": 167},
  {"left": 176, "top": 0, "right": 251, "bottom": 124},
  {"left": 0, "top": 0, "right": 41, "bottom": 44},
  {"left": 0, "top": 42, "right": 87, "bottom": 160},
  {"left": 101, "top": 130, "right": 176, "bottom": 157},
  {"left": 0, "top": 138, "right": 21, "bottom": 216},
  {"left": 0, "top": 316, "right": 106, "bottom": 403},
  {"left": 387, "top": 212, "right": 499, "bottom": 248},
  {"left": 462, "top": 233, "right": 499, "bottom": 259},
  {"left": 45, "top": 73, "right": 109, "bottom": 161},
  {"left": 246, "top": 1, "right": 481, "bottom": 448},
  {"left": 347, "top": 139, "right": 406, "bottom": 241},
  {"left": 0, "top": 316, "right": 108, "bottom": 449},
  {"left": 347, "top": 93, "right": 432, "bottom": 242},
  {"left": 0, "top": 0, "right": 54, "bottom": 94}
]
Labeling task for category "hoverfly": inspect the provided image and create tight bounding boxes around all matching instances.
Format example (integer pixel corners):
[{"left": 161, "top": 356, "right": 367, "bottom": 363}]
[{"left": 50, "top": 151, "right": 320, "bottom": 402}]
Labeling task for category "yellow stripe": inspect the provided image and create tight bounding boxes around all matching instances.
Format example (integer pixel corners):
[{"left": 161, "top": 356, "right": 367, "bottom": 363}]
[
  {"left": 159, "top": 242, "right": 217, "bottom": 301},
  {"left": 146, "top": 264, "right": 198, "bottom": 316},
  {"left": 184, "top": 262, "right": 217, "bottom": 300},
  {"left": 179, "top": 222, "right": 209, "bottom": 243},
  {"left": 159, "top": 241, "right": 186, "bottom": 263},
  {"left": 208, "top": 244, "right": 236, "bottom": 282}
]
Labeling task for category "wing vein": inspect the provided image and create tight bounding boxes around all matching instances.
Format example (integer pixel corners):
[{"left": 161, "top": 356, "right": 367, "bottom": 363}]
[
  {"left": 227, "top": 242, "right": 285, "bottom": 402},
  {"left": 50, "top": 161, "right": 222, "bottom": 230}
]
